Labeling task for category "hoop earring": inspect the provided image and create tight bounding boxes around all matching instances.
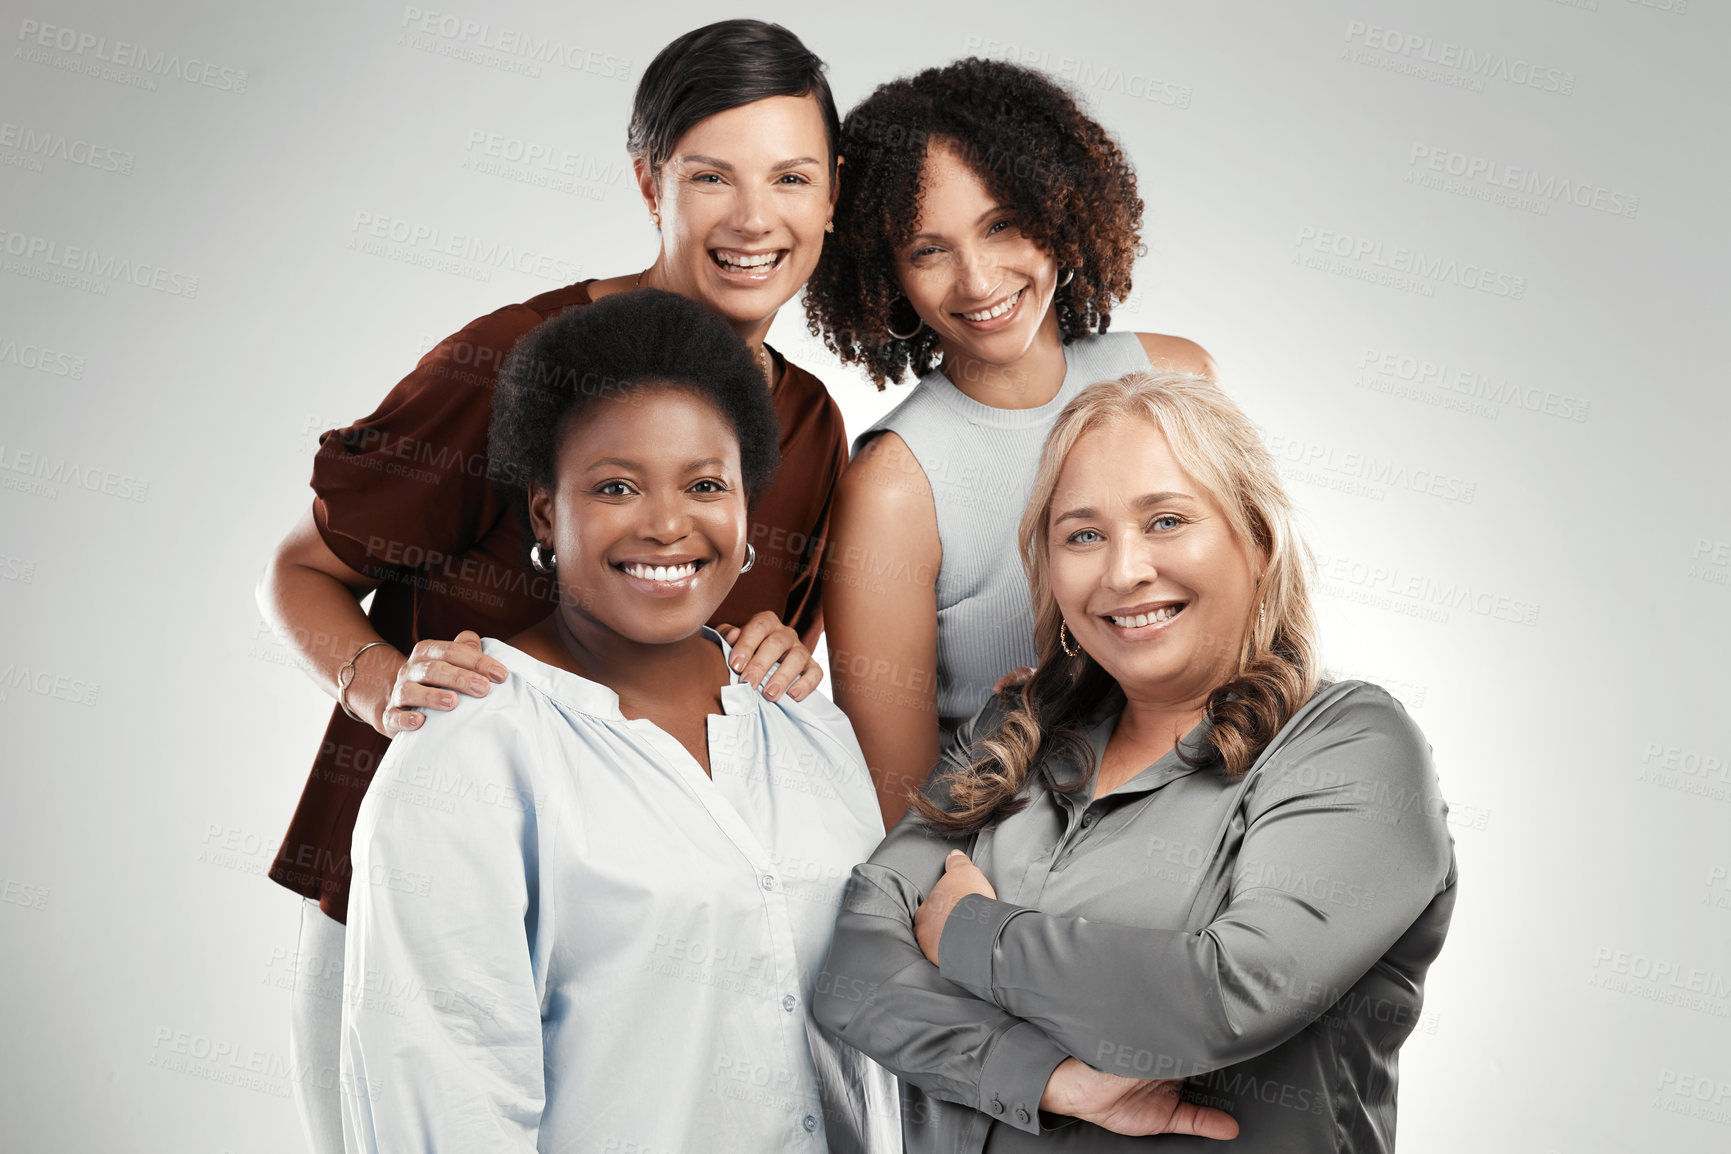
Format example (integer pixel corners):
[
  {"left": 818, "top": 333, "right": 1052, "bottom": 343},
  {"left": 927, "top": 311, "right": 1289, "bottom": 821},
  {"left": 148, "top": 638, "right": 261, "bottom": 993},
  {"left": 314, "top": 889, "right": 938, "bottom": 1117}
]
[
  {"left": 529, "top": 542, "right": 556, "bottom": 574},
  {"left": 739, "top": 543, "right": 756, "bottom": 574},
  {"left": 1059, "top": 620, "right": 1079, "bottom": 657},
  {"left": 885, "top": 297, "right": 925, "bottom": 341},
  {"left": 1057, "top": 267, "right": 1075, "bottom": 288}
]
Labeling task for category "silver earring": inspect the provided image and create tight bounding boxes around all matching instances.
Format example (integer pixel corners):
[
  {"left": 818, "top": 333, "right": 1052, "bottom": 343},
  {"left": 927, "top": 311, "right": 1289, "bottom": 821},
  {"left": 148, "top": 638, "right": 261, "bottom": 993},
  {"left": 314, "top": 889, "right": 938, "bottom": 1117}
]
[
  {"left": 529, "top": 542, "right": 556, "bottom": 574},
  {"left": 739, "top": 543, "right": 756, "bottom": 574},
  {"left": 885, "top": 297, "right": 924, "bottom": 341},
  {"left": 1059, "top": 620, "right": 1079, "bottom": 657},
  {"left": 1057, "top": 267, "right": 1075, "bottom": 288}
]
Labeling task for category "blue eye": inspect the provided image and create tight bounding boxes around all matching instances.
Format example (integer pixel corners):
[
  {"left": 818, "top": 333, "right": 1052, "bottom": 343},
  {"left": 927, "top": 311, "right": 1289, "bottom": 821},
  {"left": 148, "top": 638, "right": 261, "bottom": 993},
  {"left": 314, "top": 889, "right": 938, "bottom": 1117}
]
[
  {"left": 1151, "top": 515, "right": 1182, "bottom": 532},
  {"left": 1067, "top": 528, "right": 1103, "bottom": 544}
]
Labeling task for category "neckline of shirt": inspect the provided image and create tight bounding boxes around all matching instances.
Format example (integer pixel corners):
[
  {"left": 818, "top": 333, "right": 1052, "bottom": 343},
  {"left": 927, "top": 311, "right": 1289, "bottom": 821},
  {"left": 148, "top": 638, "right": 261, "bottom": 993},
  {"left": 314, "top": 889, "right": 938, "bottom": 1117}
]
[
  {"left": 479, "top": 627, "right": 759, "bottom": 722},
  {"left": 914, "top": 333, "right": 1102, "bottom": 429}
]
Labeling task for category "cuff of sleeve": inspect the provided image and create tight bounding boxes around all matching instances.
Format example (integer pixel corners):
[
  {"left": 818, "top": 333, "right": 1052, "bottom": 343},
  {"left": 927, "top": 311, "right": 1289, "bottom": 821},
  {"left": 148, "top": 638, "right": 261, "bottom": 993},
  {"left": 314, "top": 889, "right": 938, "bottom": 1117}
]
[
  {"left": 976, "top": 1021, "right": 1071, "bottom": 1135},
  {"left": 939, "top": 894, "right": 1028, "bottom": 1003}
]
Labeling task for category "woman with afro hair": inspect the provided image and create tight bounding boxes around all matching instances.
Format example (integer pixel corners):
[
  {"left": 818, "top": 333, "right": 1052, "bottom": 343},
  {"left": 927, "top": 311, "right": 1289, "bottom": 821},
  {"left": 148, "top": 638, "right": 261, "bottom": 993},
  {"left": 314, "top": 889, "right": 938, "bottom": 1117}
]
[{"left": 805, "top": 57, "right": 1216, "bottom": 827}]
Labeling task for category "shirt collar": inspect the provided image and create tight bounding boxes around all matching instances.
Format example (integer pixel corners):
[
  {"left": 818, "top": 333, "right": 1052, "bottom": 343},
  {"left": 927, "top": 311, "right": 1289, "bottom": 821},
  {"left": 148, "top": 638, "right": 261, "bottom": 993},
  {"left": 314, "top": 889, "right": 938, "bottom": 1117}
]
[
  {"left": 1041, "top": 685, "right": 1214, "bottom": 807},
  {"left": 482, "top": 626, "right": 757, "bottom": 721}
]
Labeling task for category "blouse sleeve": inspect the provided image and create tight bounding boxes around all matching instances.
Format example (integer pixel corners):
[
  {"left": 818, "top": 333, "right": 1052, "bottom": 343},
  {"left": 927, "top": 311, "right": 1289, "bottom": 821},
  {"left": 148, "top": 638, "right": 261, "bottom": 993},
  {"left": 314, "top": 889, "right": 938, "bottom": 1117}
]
[
  {"left": 310, "top": 306, "right": 542, "bottom": 581},
  {"left": 814, "top": 701, "right": 1073, "bottom": 1137},
  {"left": 784, "top": 390, "right": 848, "bottom": 649},
  {"left": 935, "top": 686, "right": 1456, "bottom": 1077},
  {"left": 340, "top": 694, "right": 551, "bottom": 1152}
]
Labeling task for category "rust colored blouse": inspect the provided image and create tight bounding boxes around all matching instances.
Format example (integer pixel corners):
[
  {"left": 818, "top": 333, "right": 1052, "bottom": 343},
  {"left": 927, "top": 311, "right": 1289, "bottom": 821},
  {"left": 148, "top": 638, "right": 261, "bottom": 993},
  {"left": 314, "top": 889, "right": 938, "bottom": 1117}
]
[{"left": 269, "top": 280, "right": 848, "bottom": 922}]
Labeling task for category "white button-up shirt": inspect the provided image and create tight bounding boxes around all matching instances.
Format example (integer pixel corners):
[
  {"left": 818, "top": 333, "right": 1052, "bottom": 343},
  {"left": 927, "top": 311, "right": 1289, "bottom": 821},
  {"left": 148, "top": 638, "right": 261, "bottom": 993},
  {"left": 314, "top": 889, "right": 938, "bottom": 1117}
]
[{"left": 340, "top": 632, "right": 899, "bottom": 1153}]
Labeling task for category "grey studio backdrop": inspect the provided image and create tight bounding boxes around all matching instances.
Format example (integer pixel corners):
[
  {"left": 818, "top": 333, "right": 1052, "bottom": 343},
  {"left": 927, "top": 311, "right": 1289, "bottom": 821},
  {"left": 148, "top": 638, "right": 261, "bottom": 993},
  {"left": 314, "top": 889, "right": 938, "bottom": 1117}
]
[{"left": 1, "top": 0, "right": 1726, "bottom": 1150}]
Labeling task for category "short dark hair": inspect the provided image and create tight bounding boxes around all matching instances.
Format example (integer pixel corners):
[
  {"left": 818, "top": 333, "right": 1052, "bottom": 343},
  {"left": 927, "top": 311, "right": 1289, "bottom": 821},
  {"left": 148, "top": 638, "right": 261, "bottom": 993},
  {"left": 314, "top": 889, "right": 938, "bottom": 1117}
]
[
  {"left": 627, "top": 19, "right": 841, "bottom": 176},
  {"left": 489, "top": 290, "right": 780, "bottom": 518},
  {"left": 804, "top": 57, "right": 1144, "bottom": 389}
]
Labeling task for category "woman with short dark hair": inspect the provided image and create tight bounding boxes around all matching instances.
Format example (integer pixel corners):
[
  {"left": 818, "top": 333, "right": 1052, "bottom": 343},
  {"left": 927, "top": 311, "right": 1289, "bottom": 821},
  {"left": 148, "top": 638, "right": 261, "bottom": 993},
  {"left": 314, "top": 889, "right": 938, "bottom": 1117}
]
[
  {"left": 256, "top": 22, "right": 855, "bottom": 1152},
  {"left": 804, "top": 57, "right": 1218, "bottom": 828},
  {"left": 342, "top": 289, "right": 897, "bottom": 1152}
]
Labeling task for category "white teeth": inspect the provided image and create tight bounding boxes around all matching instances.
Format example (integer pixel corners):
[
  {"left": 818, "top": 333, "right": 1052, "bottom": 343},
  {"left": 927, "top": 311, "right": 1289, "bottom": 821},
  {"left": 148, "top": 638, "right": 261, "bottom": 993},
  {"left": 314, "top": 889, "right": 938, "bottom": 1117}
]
[
  {"left": 715, "top": 251, "right": 779, "bottom": 270},
  {"left": 961, "top": 289, "right": 1021, "bottom": 322},
  {"left": 623, "top": 562, "right": 698, "bottom": 582},
  {"left": 1108, "top": 605, "right": 1182, "bottom": 628}
]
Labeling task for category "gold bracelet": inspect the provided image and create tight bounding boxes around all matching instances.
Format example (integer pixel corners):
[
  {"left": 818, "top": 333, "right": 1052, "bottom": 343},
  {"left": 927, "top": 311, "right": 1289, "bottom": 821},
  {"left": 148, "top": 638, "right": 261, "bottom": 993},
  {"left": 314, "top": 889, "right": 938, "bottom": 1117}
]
[{"left": 336, "top": 640, "right": 393, "bottom": 724}]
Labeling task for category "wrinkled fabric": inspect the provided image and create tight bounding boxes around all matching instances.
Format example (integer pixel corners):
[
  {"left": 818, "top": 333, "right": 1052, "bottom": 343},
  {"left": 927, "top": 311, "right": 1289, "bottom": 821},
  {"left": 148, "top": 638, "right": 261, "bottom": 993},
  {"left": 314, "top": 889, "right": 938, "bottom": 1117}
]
[
  {"left": 342, "top": 631, "right": 899, "bottom": 1153},
  {"left": 817, "top": 680, "right": 1456, "bottom": 1152}
]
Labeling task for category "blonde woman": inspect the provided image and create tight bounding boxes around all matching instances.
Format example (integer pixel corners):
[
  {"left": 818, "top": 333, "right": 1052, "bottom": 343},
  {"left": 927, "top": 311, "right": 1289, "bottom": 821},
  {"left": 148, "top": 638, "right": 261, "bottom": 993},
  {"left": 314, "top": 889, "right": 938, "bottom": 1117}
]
[{"left": 814, "top": 372, "right": 1457, "bottom": 1152}]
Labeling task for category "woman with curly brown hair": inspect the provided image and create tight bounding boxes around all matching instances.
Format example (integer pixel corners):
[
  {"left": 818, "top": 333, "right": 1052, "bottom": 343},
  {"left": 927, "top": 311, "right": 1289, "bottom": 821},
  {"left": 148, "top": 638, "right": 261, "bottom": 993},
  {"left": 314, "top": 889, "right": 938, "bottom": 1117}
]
[{"left": 805, "top": 57, "right": 1216, "bottom": 827}]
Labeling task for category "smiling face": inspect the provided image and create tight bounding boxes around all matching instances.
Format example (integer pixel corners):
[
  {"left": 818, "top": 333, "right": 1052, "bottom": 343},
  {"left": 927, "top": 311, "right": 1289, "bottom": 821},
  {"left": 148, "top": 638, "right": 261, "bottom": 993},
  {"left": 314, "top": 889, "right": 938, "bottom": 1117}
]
[
  {"left": 1046, "top": 417, "right": 1265, "bottom": 706},
  {"left": 527, "top": 387, "right": 747, "bottom": 646},
  {"left": 639, "top": 93, "right": 837, "bottom": 332},
  {"left": 895, "top": 141, "right": 1061, "bottom": 369}
]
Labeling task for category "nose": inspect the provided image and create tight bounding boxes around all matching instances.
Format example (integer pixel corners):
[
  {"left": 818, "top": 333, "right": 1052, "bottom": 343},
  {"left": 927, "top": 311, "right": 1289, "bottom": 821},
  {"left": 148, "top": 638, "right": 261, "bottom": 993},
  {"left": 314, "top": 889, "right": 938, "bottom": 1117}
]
[
  {"left": 638, "top": 488, "right": 692, "bottom": 544},
  {"left": 954, "top": 244, "right": 1001, "bottom": 301},
  {"left": 726, "top": 178, "right": 772, "bottom": 238},
  {"left": 1102, "top": 535, "right": 1157, "bottom": 594}
]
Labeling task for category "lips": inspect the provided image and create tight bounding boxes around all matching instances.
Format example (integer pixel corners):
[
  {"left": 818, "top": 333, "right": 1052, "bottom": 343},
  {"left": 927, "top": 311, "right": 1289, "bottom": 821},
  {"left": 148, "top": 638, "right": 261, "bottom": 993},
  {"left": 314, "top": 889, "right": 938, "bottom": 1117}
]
[
  {"left": 1107, "top": 603, "right": 1184, "bottom": 629},
  {"left": 956, "top": 287, "right": 1023, "bottom": 323},
  {"left": 710, "top": 248, "right": 784, "bottom": 277},
  {"left": 614, "top": 559, "right": 708, "bottom": 589}
]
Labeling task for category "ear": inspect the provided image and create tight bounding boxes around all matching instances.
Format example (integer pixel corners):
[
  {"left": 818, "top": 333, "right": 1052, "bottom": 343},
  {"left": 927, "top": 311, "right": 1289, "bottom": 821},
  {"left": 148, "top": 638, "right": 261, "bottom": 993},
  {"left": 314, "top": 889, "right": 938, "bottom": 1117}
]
[
  {"left": 632, "top": 155, "right": 659, "bottom": 222},
  {"left": 527, "top": 482, "right": 556, "bottom": 546},
  {"left": 828, "top": 153, "right": 844, "bottom": 211}
]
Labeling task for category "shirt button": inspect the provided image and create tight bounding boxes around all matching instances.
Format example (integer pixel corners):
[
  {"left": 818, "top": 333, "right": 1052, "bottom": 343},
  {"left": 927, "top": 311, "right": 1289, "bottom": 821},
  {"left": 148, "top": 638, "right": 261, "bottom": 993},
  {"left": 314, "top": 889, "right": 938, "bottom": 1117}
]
[
  {"left": 1081, "top": 811, "right": 1097, "bottom": 828},
  {"left": 802, "top": 1115, "right": 818, "bottom": 1133},
  {"left": 1014, "top": 1106, "right": 1031, "bottom": 1125},
  {"left": 782, "top": 994, "right": 797, "bottom": 1012},
  {"left": 761, "top": 874, "right": 776, "bottom": 891},
  {"left": 989, "top": 1096, "right": 1005, "bottom": 1115}
]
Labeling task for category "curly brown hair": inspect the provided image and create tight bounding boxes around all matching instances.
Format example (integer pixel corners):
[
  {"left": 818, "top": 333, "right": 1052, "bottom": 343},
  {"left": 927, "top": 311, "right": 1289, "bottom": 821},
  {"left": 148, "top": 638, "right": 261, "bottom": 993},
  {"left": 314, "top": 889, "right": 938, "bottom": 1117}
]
[{"left": 803, "top": 57, "right": 1144, "bottom": 389}]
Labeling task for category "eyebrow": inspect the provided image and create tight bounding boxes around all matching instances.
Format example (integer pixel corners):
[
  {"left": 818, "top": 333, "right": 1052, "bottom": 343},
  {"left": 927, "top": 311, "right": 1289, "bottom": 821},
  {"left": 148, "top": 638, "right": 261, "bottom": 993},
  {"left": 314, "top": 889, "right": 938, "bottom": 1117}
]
[
  {"left": 907, "top": 204, "right": 1008, "bottom": 246},
  {"left": 586, "top": 457, "right": 727, "bottom": 472},
  {"left": 1052, "top": 491, "right": 1195, "bottom": 526},
  {"left": 678, "top": 154, "right": 823, "bottom": 173}
]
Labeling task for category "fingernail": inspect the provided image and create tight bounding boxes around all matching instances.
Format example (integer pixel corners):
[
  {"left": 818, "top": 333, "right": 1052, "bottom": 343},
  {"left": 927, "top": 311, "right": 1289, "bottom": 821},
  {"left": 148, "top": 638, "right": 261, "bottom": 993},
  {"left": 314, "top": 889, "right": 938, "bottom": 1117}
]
[
  {"left": 406, "top": 713, "right": 422, "bottom": 726},
  {"left": 490, "top": 669, "right": 507, "bottom": 683},
  {"left": 443, "top": 694, "right": 458, "bottom": 708},
  {"left": 470, "top": 679, "right": 488, "bottom": 695}
]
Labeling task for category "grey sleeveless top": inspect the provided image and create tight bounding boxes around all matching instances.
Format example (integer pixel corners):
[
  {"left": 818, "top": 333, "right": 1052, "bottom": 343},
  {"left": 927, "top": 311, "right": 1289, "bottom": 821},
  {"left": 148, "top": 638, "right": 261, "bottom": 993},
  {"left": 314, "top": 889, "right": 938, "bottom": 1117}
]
[{"left": 853, "top": 331, "right": 1152, "bottom": 743}]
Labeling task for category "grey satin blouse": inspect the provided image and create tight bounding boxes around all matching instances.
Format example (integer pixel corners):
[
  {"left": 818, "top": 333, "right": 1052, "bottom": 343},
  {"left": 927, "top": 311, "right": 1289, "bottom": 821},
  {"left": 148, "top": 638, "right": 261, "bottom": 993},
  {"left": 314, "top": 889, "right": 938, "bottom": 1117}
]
[{"left": 815, "top": 680, "right": 1457, "bottom": 1153}]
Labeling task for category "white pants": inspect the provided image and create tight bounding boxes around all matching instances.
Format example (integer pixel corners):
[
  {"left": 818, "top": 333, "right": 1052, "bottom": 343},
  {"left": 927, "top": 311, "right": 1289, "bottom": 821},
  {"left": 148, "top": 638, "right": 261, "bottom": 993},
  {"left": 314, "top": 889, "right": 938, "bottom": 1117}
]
[{"left": 289, "top": 898, "right": 347, "bottom": 1154}]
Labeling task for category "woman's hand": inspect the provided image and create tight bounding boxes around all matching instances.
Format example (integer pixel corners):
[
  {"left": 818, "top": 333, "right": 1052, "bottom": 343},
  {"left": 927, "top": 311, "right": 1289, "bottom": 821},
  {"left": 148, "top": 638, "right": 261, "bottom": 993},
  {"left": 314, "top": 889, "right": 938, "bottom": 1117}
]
[
  {"left": 1041, "top": 1058, "right": 1238, "bottom": 1140},
  {"left": 914, "top": 850, "right": 996, "bottom": 965},
  {"left": 716, "top": 611, "right": 824, "bottom": 701},
  {"left": 380, "top": 630, "right": 510, "bottom": 737}
]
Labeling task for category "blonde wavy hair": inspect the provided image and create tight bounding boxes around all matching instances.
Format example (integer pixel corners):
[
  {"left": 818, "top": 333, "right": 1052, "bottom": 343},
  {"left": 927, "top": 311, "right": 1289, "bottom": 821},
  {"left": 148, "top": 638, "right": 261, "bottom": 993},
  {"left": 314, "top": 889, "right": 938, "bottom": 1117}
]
[{"left": 915, "top": 371, "right": 1322, "bottom": 832}]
